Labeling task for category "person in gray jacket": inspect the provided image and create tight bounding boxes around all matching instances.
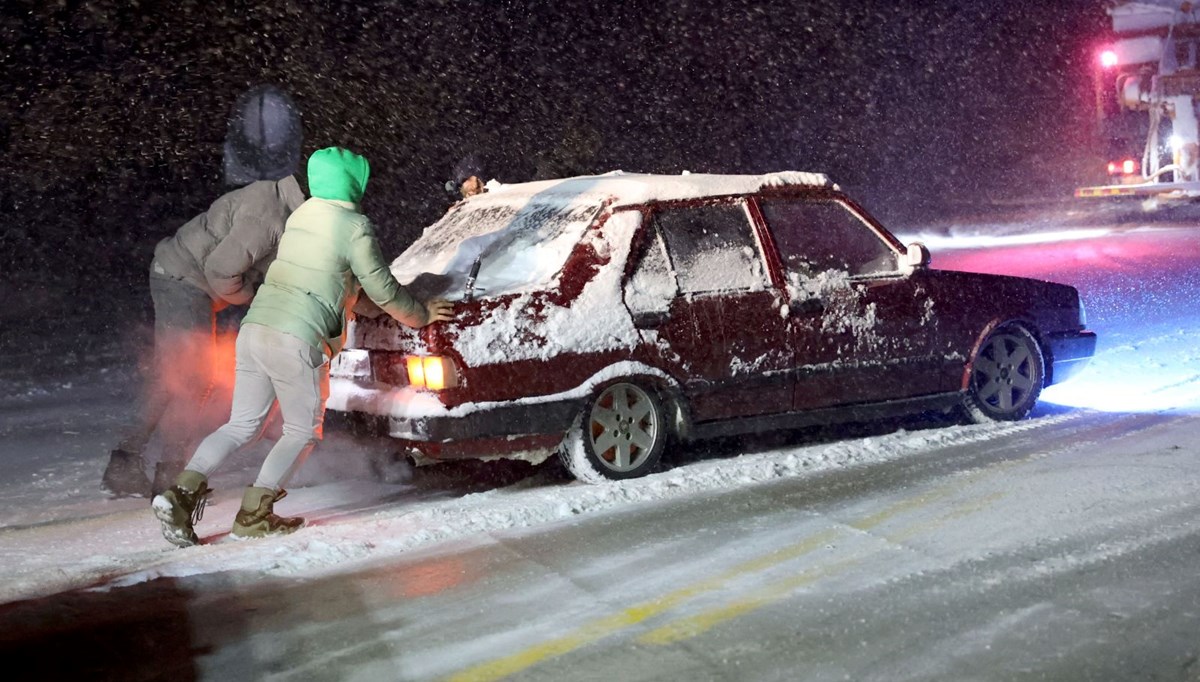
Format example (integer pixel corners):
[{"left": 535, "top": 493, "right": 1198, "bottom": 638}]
[{"left": 102, "top": 174, "right": 306, "bottom": 498}]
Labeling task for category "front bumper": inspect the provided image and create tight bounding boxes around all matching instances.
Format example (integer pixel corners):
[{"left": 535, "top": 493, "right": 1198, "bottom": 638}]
[{"left": 1046, "top": 330, "right": 1097, "bottom": 385}]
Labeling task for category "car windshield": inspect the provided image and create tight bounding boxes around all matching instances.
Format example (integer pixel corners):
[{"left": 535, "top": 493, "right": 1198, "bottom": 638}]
[{"left": 390, "top": 197, "right": 603, "bottom": 301}]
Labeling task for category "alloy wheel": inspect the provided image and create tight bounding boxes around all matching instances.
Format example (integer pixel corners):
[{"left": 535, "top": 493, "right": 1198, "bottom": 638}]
[
  {"left": 967, "top": 326, "right": 1044, "bottom": 421},
  {"left": 587, "top": 382, "right": 662, "bottom": 473}
]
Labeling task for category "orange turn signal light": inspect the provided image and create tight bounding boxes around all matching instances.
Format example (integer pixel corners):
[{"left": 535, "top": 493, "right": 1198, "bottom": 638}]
[{"left": 406, "top": 355, "right": 459, "bottom": 390}]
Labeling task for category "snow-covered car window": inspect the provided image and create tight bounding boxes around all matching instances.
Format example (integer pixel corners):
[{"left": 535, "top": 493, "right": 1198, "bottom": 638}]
[
  {"left": 623, "top": 228, "right": 677, "bottom": 314},
  {"left": 654, "top": 202, "right": 768, "bottom": 294},
  {"left": 759, "top": 199, "right": 897, "bottom": 277},
  {"left": 389, "top": 199, "right": 602, "bottom": 300}
]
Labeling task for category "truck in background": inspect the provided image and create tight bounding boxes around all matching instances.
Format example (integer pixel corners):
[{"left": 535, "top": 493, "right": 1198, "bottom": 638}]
[{"left": 1078, "top": 1, "right": 1200, "bottom": 206}]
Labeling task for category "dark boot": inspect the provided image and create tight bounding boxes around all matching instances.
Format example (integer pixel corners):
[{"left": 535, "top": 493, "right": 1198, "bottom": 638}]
[
  {"left": 151, "top": 441, "right": 191, "bottom": 497},
  {"left": 151, "top": 460, "right": 185, "bottom": 497},
  {"left": 151, "top": 470, "right": 212, "bottom": 548},
  {"left": 231, "top": 487, "right": 305, "bottom": 539},
  {"left": 101, "top": 449, "right": 152, "bottom": 498}
]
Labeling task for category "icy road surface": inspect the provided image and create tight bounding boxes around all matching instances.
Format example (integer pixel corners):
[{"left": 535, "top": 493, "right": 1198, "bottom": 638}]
[{"left": 0, "top": 203, "right": 1198, "bottom": 680}]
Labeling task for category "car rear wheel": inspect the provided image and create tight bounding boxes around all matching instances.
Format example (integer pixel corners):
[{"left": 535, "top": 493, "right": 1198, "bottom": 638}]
[
  {"left": 559, "top": 381, "right": 668, "bottom": 483},
  {"left": 963, "top": 324, "right": 1045, "bottom": 423}
]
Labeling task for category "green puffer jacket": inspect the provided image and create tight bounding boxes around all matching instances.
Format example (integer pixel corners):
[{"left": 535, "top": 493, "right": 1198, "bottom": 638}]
[{"left": 243, "top": 147, "right": 427, "bottom": 356}]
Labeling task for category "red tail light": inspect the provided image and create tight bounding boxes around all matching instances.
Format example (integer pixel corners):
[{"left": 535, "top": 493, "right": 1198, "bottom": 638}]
[
  {"left": 1107, "top": 159, "right": 1138, "bottom": 176},
  {"left": 406, "top": 356, "right": 460, "bottom": 391}
]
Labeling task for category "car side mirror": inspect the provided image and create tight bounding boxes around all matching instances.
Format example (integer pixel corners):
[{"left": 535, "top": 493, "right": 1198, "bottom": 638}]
[{"left": 903, "top": 242, "right": 931, "bottom": 271}]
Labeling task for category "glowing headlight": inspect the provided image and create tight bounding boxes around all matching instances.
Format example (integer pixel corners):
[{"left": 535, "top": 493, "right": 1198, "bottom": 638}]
[{"left": 406, "top": 355, "right": 460, "bottom": 391}]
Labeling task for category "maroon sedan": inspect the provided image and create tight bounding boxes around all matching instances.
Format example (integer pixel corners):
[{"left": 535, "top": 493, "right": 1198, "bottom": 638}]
[{"left": 328, "top": 172, "right": 1095, "bottom": 482}]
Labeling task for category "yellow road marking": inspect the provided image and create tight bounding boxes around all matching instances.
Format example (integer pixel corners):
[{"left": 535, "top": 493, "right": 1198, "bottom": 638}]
[
  {"left": 885, "top": 490, "right": 1008, "bottom": 545},
  {"left": 638, "top": 490, "right": 1009, "bottom": 647},
  {"left": 848, "top": 489, "right": 955, "bottom": 531},
  {"left": 446, "top": 528, "right": 842, "bottom": 682},
  {"left": 638, "top": 555, "right": 863, "bottom": 646},
  {"left": 448, "top": 456, "right": 1027, "bottom": 680}
]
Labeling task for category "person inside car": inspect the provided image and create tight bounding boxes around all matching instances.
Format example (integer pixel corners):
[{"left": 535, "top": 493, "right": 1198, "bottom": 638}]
[{"left": 444, "top": 153, "right": 489, "bottom": 203}]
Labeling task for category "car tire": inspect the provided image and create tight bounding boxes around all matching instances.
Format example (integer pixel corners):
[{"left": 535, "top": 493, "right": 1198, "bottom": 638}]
[
  {"left": 963, "top": 324, "right": 1045, "bottom": 423},
  {"left": 558, "top": 381, "right": 668, "bottom": 483}
]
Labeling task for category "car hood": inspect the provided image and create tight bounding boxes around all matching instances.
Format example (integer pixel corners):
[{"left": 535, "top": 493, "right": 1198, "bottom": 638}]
[{"left": 919, "top": 268, "right": 1085, "bottom": 332}]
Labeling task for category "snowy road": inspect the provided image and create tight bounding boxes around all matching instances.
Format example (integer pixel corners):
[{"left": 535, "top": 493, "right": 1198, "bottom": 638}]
[{"left": 1, "top": 205, "right": 1199, "bottom": 680}]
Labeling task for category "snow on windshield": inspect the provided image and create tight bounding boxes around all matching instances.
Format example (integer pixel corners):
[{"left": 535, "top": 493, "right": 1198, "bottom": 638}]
[{"left": 390, "top": 196, "right": 603, "bottom": 301}]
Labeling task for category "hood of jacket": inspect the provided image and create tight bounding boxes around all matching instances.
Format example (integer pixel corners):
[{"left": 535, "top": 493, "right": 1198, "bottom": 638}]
[{"left": 307, "top": 147, "right": 370, "bottom": 205}]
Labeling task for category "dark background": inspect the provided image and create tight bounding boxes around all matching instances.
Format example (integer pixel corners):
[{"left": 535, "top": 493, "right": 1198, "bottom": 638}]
[{"left": 0, "top": 0, "right": 1108, "bottom": 337}]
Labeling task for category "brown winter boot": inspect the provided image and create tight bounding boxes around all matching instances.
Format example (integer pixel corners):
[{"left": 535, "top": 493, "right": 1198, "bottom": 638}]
[
  {"left": 231, "top": 486, "right": 305, "bottom": 539},
  {"left": 151, "top": 470, "right": 213, "bottom": 548}
]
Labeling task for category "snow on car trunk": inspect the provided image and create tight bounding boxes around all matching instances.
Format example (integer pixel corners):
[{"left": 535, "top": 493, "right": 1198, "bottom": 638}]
[
  {"left": 365, "top": 183, "right": 648, "bottom": 367},
  {"left": 390, "top": 189, "right": 604, "bottom": 303},
  {"left": 442, "top": 210, "right": 644, "bottom": 367}
]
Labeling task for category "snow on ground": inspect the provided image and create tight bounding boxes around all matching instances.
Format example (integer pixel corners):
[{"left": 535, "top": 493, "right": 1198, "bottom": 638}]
[
  {"left": 1, "top": 202, "right": 1199, "bottom": 611},
  {"left": 9, "top": 415, "right": 1072, "bottom": 604}
]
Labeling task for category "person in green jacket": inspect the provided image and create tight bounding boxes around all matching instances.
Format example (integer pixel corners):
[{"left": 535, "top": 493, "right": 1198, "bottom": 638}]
[{"left": 152, "top": 147, "right": 453, "bottom": 547}]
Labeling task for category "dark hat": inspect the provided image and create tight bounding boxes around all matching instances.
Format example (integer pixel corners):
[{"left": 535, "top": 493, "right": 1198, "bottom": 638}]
[
  {"left": 450, "top": 153, "right": 484, "bottom": 185},
  {"left": 223, "top": 84, "right": 304, "bottom": 186}
]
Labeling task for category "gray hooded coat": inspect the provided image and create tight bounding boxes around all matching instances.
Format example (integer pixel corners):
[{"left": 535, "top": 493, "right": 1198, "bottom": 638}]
[{"left": 152, "top": 175, "right": 306, "bottom": 307}]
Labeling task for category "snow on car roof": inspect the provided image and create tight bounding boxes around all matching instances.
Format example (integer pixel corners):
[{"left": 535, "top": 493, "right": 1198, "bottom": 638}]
[
  {"left": 391, "top": 170, "right": 835, "bottom": 303},
  {"left": 473, "top": 170, "right": 834, "bottom": 208}
]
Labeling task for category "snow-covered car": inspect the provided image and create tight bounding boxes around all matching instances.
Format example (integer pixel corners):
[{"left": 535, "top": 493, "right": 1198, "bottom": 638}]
[{"left": 328, "top": 172, "right": 1096, "bottom": 482}]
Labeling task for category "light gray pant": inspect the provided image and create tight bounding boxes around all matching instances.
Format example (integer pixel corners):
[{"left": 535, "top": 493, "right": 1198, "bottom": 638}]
[{"left": 186, "top": 323, "right": 329, "bottom": 491}]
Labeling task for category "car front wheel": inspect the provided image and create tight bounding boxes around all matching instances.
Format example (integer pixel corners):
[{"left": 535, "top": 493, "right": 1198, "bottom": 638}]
[
  {"left": 559, "top": 381, "right": 668, "bottom": 483},
  {"left": 963, "top": 324, "right": 1045, "bottom": 423}
]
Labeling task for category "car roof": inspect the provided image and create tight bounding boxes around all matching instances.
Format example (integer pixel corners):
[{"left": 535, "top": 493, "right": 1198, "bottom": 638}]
[{"left": 473, "top": 170, "right": 835, "bottom": 210}]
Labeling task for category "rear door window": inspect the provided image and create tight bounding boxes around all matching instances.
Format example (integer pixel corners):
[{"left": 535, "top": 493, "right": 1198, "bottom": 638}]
[
  {"left": 654, "top": 201, "right": 769, "bottom": 294},
  {"left": 624, "top": 228, "right": 677, "bottom": 314},
  {"left": 759, "top": 199, "right": 897, "bottom": 277}
]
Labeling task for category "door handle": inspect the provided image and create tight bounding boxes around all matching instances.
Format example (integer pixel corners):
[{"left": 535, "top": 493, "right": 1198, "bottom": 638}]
[
  {"left": 791, "top": 298, "right": 825, "bottom": 315},
  {"left": 632, "top": 309, "right": 669, "bottom": 328}
]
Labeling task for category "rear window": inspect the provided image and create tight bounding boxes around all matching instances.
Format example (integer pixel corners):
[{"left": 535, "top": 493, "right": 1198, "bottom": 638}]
[{"left": 390, "top": 199, "right": 602, "bottom": 300}]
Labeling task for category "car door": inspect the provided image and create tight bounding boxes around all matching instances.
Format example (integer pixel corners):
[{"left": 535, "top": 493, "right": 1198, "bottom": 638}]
[
  {"left": 623, "top": 199, "right": 795, "bottom": 422},
  {"left": 754, "top": 195, "right": 947, "bottom": 409}
]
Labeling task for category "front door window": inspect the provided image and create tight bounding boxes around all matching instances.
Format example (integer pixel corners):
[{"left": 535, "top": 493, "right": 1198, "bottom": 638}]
[{"left": 759, "top": 199, "right": 898, "bottom": 278}]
